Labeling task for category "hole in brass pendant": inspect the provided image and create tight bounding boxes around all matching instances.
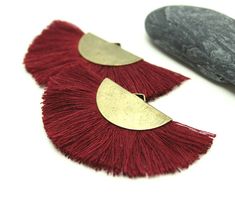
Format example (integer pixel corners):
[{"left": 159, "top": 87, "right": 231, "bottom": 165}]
[{"left": 135, "top": 93, "right": 146, "bottom": 102}]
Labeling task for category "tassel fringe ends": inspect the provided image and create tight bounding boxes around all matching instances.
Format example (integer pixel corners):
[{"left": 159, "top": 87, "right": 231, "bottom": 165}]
[
  {"left": 42, "top": 67, "right": 215, "bottom": 177},
  {"left": 24, "top": 20, "right": 84, "bottom": 85},
  {"left": 24, "top": 20, "right": 188, "bottom": 100}
]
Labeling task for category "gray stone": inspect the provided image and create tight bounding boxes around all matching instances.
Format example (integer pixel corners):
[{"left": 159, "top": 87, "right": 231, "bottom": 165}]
[{"left": 145, "top": 6, "right": 235, "bottom": 85}]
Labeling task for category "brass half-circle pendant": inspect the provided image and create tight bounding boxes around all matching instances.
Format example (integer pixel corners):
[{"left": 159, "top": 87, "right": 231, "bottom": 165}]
[
  {"left": 78, "top": 33, "right": 142, "bottom": 66},
  {"left": 96, "top": 78, "right": 172, "bottom": 130}
]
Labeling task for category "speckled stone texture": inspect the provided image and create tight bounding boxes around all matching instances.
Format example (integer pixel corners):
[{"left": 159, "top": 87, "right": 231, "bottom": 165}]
[{"left": 145, "top": 6, "right": 235, "bottom": 85}]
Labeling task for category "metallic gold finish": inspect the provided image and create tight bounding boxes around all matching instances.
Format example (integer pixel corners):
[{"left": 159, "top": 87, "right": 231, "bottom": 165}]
[
  {"left": 96, "top": 78, "right": 172, "bottom": 130},
  {"left": 78, "top": 33, "right": 142, "bottom": 66}
]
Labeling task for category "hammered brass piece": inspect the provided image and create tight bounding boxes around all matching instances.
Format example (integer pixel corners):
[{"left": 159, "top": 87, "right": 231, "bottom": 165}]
[
  {"left": 78, "top": 33, "right": 142, "bottom": 66},
  {"left": 96, "top": 78, "right": 172, "bottom": 130}
]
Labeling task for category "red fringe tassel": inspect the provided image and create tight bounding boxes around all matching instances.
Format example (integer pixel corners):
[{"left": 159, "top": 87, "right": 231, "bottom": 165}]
[
  {"left": 25, "top": 20, "right": 188, "bottom": 100},
  {"left": 42, "top": 67, "right": 215, "bottom": 177}
]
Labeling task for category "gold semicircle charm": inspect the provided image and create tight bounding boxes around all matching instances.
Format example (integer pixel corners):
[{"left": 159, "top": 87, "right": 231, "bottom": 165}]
[
  {"left": 96, "top": 78, "right": 172, "bottom": 130},
  {"left": 78, "top": 33, "right": 142, "bottom": 66}
]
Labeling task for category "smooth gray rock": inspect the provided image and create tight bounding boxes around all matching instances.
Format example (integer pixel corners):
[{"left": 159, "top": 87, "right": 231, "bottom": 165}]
[{"left": 145, "top": 6, "right": 235, "bottom": 85}]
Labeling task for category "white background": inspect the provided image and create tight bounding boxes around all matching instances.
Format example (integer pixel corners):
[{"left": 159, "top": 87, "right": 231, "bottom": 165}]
[{"left": 0, "top": 0, "right": 235, "bottom": 199}]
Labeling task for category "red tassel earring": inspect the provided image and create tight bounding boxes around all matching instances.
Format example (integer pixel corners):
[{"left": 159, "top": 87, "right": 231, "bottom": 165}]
[
  {"left": 24, "top": 20, "right": 188, "bottom": 100},
  {"left": 42, "top": 66, "right": 215, "bottom": 177}
]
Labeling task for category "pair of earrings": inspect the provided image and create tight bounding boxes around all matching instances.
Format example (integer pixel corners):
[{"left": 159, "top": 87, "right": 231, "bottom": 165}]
[{"left": 24, "top": 20, "right": 215, "bottom": 177}]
